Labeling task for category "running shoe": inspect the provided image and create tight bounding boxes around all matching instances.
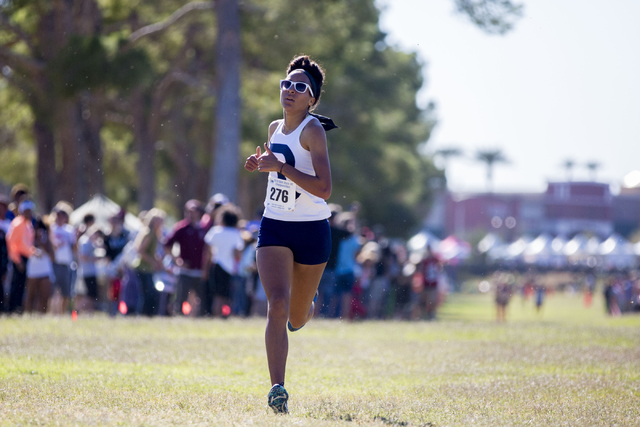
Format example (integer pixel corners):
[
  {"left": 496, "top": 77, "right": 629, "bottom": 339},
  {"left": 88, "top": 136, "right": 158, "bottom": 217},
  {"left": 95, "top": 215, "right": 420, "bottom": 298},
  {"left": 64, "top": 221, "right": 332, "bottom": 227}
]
[
  {"left": 287, "top": 290, "right": 318, "bottom": 332},
  {"left": 267, "top": 384, "right": 289, "bottom": 414}
]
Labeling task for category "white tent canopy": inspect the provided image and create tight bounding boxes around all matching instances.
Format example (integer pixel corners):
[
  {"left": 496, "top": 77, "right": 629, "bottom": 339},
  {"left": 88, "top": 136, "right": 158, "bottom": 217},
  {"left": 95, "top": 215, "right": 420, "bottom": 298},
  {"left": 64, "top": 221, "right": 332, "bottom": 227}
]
[
  {"left": 524, "top": 233, "right": 552, "bottom": 256},
  {"left": 477, "top": 233, "right": 503, "bottom": 254},
  {"left": 505, "top": 235, "right": 532, "bottom": 261},
  {"left": 563, "top": 233, "right": 588, "bottom": 257},
  {"left": 599, "top": 233, "right": 634, "bottom": 256},
  {"left": 407, "top": 230, "right": 441, "bottom": 253},
  {"left": 549, "top": 236, "right": 568, "bottom": 268},
  {"left": 550, "top": 236, "right": 566, "bottom": 256},
  {"left": 599, "top": 234, "right": 635, "bottom": 269},
  {"left": 523, "top": 233, "right": 553, "bottom": 265},
  {"left": 482, "top": 231, "right": 638, "bottom": 269},
  {"left": 70, "top": 194, "right": 143, "bottom": 232}
]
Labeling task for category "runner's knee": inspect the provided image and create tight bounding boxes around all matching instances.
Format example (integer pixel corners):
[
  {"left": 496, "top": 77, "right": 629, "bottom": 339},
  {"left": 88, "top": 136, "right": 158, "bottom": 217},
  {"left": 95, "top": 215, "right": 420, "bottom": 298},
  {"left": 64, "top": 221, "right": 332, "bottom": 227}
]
[{"left": 268, "top": 294, "right": 289, "bottom": 321}]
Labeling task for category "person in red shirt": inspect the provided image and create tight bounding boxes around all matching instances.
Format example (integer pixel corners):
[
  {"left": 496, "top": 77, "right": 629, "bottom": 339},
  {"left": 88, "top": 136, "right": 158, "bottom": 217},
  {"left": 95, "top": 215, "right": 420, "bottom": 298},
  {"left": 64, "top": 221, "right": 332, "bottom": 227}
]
[
  {"left": 164, "top": 200, "right": 207, "bottom": 316},
  {"left": 412, "top": 245, "right": 441, "bottom": 320}
]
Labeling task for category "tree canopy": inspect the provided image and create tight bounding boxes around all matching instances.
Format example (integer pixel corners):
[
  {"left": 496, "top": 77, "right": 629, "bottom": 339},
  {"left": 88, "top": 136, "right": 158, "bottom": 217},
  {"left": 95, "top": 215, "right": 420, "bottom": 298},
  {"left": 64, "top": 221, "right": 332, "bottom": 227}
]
[{"left": 0, "top": 0, "right": 522, "bottom": 237}]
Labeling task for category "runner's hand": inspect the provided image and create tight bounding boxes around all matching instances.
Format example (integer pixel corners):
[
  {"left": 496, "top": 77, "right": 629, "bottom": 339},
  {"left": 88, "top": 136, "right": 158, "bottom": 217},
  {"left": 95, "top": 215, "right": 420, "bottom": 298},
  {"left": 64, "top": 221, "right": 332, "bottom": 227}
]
[
  {"left": 244, "top": 146, "right": 261, "bottom": 172},
  {"left": 258, "top": 143, "right": 281, "bottom": 173}
]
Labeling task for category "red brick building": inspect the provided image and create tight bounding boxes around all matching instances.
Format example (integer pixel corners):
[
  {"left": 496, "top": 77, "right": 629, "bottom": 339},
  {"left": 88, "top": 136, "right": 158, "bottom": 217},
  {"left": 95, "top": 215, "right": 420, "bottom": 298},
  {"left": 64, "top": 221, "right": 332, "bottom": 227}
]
[
  {"left": 614, "top": 186, "right": 640, "bottom": 237},
  {"left": 433, "top": 181, "right": 637, "bottom": 240},
  {"left": 543, "top": 182, "right": 612, "bottom": 237}
]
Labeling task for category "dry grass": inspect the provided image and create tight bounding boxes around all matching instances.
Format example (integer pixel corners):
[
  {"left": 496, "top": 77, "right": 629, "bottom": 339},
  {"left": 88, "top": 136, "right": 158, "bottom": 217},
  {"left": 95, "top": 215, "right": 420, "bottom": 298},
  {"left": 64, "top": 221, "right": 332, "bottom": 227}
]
[{"left": 1, "top": 292, "right": 639, "bottom": 426}]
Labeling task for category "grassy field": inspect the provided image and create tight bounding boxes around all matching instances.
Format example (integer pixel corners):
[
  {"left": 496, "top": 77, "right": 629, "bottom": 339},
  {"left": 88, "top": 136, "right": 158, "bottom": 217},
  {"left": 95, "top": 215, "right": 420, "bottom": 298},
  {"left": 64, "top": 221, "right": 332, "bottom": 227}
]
[{"left": 1, "top": 292, "right": 639, "bottom": 426}]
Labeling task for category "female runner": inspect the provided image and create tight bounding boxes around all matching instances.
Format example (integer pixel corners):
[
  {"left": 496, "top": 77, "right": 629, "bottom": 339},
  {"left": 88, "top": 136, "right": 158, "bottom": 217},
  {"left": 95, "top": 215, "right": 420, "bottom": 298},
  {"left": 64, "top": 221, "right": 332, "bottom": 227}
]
[{"left": 244, "top": 55, "right": 337, "bottom": 414}]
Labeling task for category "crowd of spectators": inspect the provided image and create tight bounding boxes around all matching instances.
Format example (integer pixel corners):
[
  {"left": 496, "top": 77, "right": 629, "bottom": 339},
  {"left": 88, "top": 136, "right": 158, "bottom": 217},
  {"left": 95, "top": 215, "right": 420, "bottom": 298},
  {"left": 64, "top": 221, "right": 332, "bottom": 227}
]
[
  {"left": 0, "top": 184, "right": 449, "bottom": 320},
  {"left": 2, "top": 184, "right": 639, "bottom": 321}
]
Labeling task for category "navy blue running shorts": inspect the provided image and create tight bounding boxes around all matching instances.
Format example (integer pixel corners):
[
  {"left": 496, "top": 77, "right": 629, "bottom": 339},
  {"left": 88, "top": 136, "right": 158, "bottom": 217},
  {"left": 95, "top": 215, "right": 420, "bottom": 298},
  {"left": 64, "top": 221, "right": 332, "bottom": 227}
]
[{"left": 257, "top": 217, "right": 331, "bottom": 265}]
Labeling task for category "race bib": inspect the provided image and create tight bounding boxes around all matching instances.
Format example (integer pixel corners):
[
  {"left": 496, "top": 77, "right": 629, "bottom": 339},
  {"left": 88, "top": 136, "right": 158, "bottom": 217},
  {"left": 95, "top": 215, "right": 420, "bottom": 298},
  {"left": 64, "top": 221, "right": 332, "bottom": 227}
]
[{"left": 266, "top": 176, "right": 296, "bottom": 212}]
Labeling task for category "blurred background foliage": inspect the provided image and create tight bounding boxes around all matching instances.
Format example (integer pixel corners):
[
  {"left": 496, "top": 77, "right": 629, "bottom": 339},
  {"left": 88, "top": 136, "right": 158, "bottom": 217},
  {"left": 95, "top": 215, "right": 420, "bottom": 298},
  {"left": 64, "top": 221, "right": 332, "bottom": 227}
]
[{"left": 0, "top": 0, "right": 520, "bottom": 237}]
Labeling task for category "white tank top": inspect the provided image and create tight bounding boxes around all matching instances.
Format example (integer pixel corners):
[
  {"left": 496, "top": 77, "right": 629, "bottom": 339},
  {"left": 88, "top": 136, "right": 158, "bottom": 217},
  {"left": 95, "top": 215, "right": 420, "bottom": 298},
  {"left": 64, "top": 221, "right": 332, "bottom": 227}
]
[
  {"left": 263, "top": 115, "right": 331, "bottom": 222},
  {"left": 27, "top": 253, "right": 53, "bottom": 279}
]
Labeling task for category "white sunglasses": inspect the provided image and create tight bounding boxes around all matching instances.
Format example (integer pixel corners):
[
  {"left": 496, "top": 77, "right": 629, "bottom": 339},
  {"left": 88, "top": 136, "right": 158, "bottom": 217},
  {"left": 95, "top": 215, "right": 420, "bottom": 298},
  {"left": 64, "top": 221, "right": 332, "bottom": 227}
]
[{"left": 280, "top": 79, "right": 314, "bottom": 98}]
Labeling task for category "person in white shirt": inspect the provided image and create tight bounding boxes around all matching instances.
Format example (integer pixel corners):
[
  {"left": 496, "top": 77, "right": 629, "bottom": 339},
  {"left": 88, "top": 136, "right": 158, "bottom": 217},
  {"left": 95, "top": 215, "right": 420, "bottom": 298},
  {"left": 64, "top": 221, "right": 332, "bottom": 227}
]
[
  {"left": 25, "top": 218, "right": 55, "bottom": 314},
  {"left": 77, "top": 225, "right": 104, "bottom": 314},
  {"left": 49, "top": 204, "right": 77, "bottom": 314},
  {"left": 203, "top": 206, "right": 244, "bottom": 318}
]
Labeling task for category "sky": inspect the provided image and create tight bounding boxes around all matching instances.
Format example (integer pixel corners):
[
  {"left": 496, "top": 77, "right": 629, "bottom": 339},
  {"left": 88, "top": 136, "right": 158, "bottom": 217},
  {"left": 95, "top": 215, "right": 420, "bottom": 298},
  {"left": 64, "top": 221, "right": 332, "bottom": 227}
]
[{"left": 378, "top": 0, "right": 640, "bottom": 194}]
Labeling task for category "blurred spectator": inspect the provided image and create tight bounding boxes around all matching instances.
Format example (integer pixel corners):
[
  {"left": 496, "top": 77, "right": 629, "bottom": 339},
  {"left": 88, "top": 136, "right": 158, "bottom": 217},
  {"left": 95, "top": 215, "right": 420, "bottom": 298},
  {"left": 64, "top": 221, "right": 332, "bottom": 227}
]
[
  {"left": 77, "top": 225, "right": 104, "bottom": 314},
  {"left": 104, "top": 210, "right": 131, "bottom": 314},
  {"left": 317, "top": 204, "right": 348, "bottom": 317},
  {"left": 369, "top": 240, "right": 394, "bottom": 319},
  {"left": 522, "top": 274, "right": 535, "bottom": 302},
  {"left": 347, "top": 201, "right": 361, "bottom": 229},
  {"left": 236, "top": 228, "right": 258, "bottom": 317},
  {"left": 5, "top": 183, "right": 30, "bottom": 221},
  {"left": 104, "top": 210, "right": 129, "bottom": 262},
  {"left": 412, "top": 245, "right": 442, "bottom": 320},
  {"left": 614, "top": 275, "right": 625, "bottom": 315},
  {"left": 352, "top": 241, "right": 381, "bottom": 319},
  {"left": 612, "top": 276, "right": 624, "bottom": 316},
  {"left": 238, "top": 226, "right": 264, "bottom": 316},
  {"left": 201, "top": 193, "right": 230, "bottom": 232},
  {"left": 6, "top": 197, "right": 36, "bottom": 314},
  {"left": 495, "top": 273, "right": 513, "bottom": 323},
  {"left": 632, "top": 275, "right": 640, "bottom": 312},
  {"left": 204, "top": 205, "right": 244, "bottom": 317},
  {"left": 534, "top": 283, "right": 546, "bottom": 313},
  {"left": 246, "top": 206, "right": 264, "bottom": 235},
  {"left": 332, "top": 212, "right": 362, "bottom": 319},
  {"left": 394, "top": 250, "right": 414, "bottom": 319},
  {"left": 585, "top": 270, "right": 596, "bottom": 295},
  {"left": 76, "top": 213, "right": 96, "bottom": 239},
  {"left": 24, "top": 218, "right": 55, "bottom": 314},
  {"left": 164, "top": 200, "right": 207, "bottom": 316},
  {"left": 386, "top": 245, "right": 403, "bottom": 315},
  {"left": 622, "top": 273, "right": 634, "bottom": 312},
  {"left": 0, "top": 195, "right": 10, "bottom": 312},
  {"left": 50, "top": 202, "right": 77, "bottom": 314},
  {"left": 133, "top": 209, "right": 166, "bottom": 317},
  {"left": 603, "top": 277, "right": 621, "bottom": 316}
]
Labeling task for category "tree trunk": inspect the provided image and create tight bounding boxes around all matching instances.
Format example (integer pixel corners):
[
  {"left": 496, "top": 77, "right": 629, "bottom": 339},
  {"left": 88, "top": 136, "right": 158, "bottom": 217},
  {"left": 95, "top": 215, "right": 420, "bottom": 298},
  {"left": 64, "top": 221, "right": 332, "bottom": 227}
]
[
  {"left": 170, "top": 100, "right": 193, "bottom": 210},
  {"left": 34, "top": 117, "right": 57, "bottom": 213},
  {"left": 54, "top": 97, "right": 82, "bottom": 205},
  {"left": 74, "top": 0, "right": 105, "bottom": 203},
  {"left": 49, "top": 0, "right": 78, "bottom": 205},
  {"left": 169, "top": 100, "right": 211, "bottom": 211},
  {"left": 77, "top": 92, "right": 105, "bottom": 200},
  {"left": 211, "top": 0, "right": 241, "bottom": 202},
  {"left": 132, "top": 89, "right": 156, "bottom": 211}
]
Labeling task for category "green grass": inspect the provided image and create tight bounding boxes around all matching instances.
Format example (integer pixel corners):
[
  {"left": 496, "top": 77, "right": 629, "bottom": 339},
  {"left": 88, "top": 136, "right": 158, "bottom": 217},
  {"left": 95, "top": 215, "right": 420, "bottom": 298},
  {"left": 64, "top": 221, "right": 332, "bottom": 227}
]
[{"left": 1, "top": 293, "right": 639, "bottom": 426}]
